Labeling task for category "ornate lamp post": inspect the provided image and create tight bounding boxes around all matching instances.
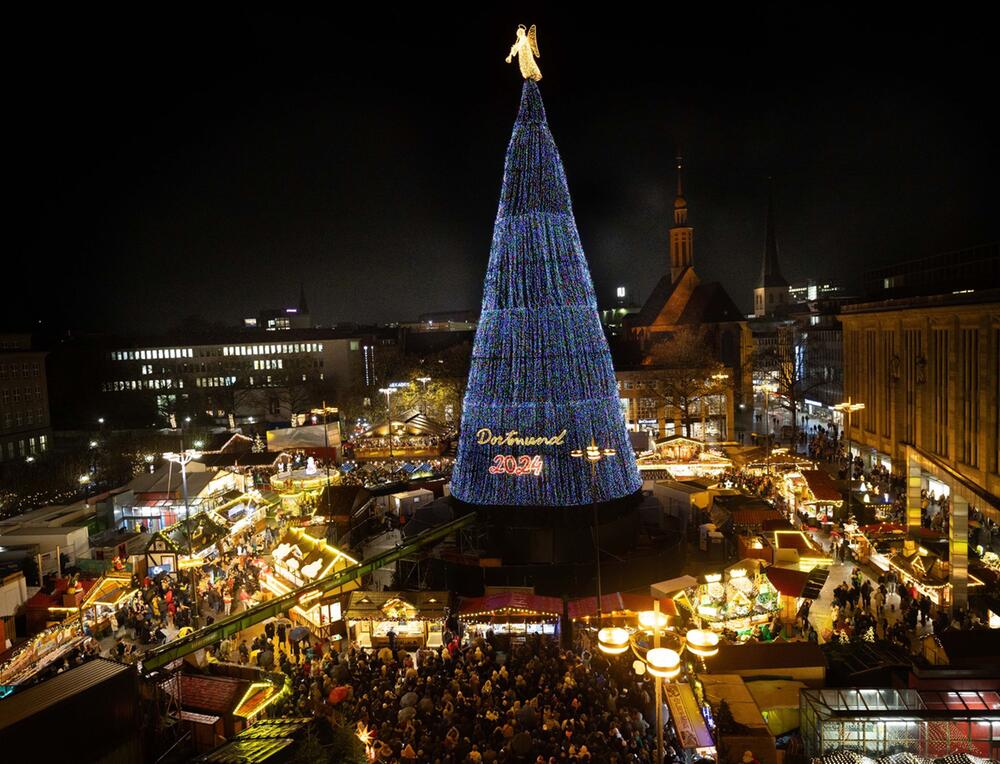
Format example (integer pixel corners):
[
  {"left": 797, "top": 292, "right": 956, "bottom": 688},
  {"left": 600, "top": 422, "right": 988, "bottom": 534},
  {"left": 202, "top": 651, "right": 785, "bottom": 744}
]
[
  {"left": 597, "top": 603, "right": 719, "bottom": 764},
  {"left": 164, "top": 446, "right": 203, "bottom": 627},
  {"left": 416, "top": 376, "right": 431, "bottom": 414},
  {"left": 571, "top": 437, "right": 617, "bottom": 626}
]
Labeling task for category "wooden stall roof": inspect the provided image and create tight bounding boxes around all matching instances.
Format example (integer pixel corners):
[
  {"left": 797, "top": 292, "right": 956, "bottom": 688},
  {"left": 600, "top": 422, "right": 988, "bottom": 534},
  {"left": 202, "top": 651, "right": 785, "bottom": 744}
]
[
  {"left": 345, "top": 590, "right": 449, "bottom": 620},
  {"left": 801, "top": 470, "right": 843, "bottom": 502},
  {"left": 568, "top": 592, "right": 678, "bottom": 619},
  {"left": 765, "top": 566, "right": 810, "bottom": 598},
  {"left": 458, "top": 591, "right": 563, "bottom": 618}
]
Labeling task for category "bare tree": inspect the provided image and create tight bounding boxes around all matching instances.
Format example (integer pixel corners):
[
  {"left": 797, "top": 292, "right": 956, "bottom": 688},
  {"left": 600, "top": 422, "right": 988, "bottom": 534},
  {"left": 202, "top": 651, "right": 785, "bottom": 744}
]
[
  {"left": 753, "top": 325, "right": 826, "bottom": 446},
  {"left": 645, "top": 326, "right": 729, "bottom": 438}
]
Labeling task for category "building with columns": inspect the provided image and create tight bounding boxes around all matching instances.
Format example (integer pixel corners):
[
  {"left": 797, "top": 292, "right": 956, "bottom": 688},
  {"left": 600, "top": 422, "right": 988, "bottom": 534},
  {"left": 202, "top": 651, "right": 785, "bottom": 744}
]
[{"left": 840, "top": 287, "right": 1000, "bottom": 611}]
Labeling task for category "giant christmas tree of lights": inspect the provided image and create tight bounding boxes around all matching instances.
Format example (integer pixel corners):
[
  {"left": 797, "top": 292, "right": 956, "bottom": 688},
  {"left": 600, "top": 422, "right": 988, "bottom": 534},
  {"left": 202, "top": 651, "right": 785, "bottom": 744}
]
[{"left": 450, "top": 81, "right": 642, "bottom": 507}]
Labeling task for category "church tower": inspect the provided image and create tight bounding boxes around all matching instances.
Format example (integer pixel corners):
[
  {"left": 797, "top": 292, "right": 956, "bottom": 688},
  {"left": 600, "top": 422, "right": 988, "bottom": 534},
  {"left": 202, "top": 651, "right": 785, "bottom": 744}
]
[
  {"left": 753, "top": 178, "right": 789, "bottom": 317},
  {"left": 669, "top": 157, "right": 694, "bottom": 283}
]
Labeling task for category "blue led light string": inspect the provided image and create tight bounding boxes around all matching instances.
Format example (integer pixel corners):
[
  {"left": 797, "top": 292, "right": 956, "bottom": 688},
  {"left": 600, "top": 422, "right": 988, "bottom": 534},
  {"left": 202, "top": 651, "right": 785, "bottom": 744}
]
[{"left": 451, "top": 81, "right": 642, "bottom": 507}]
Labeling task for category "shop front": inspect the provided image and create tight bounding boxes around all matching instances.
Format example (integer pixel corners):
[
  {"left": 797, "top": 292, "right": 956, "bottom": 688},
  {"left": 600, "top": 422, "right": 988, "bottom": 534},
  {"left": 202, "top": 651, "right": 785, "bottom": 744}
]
[
  {"left": 260, "top": 526, "right": 358, "bottom": 632},
  {"left": 145, "top": 510, "right": 230, "bottom": 576},
  {"left": 458, "top": 591, "right": 561, "bottom": 645},
  {"left": 345, "top": 590, "right": 449, "bottom": 649}
]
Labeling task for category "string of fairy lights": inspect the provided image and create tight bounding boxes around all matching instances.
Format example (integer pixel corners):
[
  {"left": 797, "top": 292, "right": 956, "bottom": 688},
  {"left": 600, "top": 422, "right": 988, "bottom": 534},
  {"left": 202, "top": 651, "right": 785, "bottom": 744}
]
[{"left": 451, "top": 81, "right": 641, "bottom": 507}]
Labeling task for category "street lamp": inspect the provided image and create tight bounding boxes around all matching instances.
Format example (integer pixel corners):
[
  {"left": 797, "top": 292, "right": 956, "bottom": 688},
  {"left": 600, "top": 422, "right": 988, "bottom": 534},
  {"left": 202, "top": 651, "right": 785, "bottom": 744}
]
[
  {"left": 416, "top": 376, "right": 431, "bottom": 414},
  {"left": 598, "top": 605, "right": 718, "bottom": 764},
  {"left": 164, "top": 446, "right": 203, "bottom": 627},
  {"left": 758, "top": 380, "right": 779, "bottom": 458},
  {"left": 378, "top": 387, "right": 397, "bottom": 458},
  {"left": 832, "top": 397, "right": 866, "bottom": 518},
  {"left": 571, "top": 437, "right": 617, "bottom": 626}
]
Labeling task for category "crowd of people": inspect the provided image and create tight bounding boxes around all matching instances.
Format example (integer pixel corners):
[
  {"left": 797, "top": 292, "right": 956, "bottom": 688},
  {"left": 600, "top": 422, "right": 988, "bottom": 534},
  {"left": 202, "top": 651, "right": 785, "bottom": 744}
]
[
  {"left": 271, "top": 629, "right": 691, "bottom": 763},
  {"left": 825, "top": 566, "right": 987, "bottom": 651}
]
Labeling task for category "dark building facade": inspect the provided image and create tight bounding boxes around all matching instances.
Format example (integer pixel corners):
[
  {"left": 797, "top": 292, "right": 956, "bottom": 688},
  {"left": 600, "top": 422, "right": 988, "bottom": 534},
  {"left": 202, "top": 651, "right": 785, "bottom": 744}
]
[{"left": 0, "top": 334, "right": 51, "bottom": 462}]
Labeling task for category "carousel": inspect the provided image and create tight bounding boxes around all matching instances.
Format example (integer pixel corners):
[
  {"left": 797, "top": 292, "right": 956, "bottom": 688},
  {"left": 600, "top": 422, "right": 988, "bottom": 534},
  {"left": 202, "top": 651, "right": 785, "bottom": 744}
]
[
  {"left": 269, "top": 456, "right": 340, "bottom": 516},
  {"left": 682, "top": 561, "right": 781, "bottom": 639},
  {"left": 350, "top": 409, "right": 452, "bottom": 461}
]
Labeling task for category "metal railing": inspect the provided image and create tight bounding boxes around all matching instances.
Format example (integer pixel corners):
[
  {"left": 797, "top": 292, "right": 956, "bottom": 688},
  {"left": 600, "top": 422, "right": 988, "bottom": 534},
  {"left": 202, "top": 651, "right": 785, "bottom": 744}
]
[{"left": 139, "top": 512, "right": 475, "bottom": 672}]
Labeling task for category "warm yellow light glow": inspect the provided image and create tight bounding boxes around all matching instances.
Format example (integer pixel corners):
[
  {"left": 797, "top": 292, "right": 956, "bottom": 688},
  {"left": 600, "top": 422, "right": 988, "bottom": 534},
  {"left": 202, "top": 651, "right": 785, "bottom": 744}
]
[
  {"left": 633, "top": 659, "right": 647, "bottom": 675},
  {"left": 685, "top": 628, "right": 720, "bottom": 658},
  {"left": 704, "top": 573, "right": 722, "bottom": 584},
  {"left": 646, "top": 647, "right": 681, "bottom": 678},
  {"left": 728, "top": 568, "right": 747, "bottom": 579},
  {"left": 597, "top": 627, "right": 630, "bottom": 655},
  {"left": 638, "top": 610, "right": 669, "bottom": 630}
]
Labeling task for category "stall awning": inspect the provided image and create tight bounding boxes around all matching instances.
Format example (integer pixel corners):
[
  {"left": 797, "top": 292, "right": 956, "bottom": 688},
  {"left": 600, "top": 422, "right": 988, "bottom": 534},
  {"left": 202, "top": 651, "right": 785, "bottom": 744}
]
[
  {"left": 801, "top": 470, "right": 843, "bottom": 502},
  {"left": 664, "top": 682, "right": 714, "bottom": 750},
  {"left": 765, "top": 566, "right": 810, "bottom": 598},
  {"left": 729, "top": 508, "right": 784, "bottom": 528},
  {"left": 458, "top": 591, "right": 562, "bottom": 618},
  {"left": 568, "top": 593, "right": 678, "bottom": 620},
  {"left": 801, "top": 567, "right": 831, "bottom": 600}
]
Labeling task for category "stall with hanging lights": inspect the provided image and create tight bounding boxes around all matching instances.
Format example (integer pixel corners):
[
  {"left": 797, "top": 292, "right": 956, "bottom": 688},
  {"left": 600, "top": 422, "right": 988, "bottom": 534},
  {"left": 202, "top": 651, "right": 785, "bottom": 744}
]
[
  {"left": 783, "top": 468, "right": 844, "bottom": 527},
  {"left": 145, "top": 510, "right": 231, "bottom": 576},
  {"left": 458, "top": 591, "right": 562, "bottom": 643},
  {"left": 260, "top": 526, "right": 359, "bottom": 630},
  {"left": 345, "top": 590, "right": 449, "bottom": 649}
]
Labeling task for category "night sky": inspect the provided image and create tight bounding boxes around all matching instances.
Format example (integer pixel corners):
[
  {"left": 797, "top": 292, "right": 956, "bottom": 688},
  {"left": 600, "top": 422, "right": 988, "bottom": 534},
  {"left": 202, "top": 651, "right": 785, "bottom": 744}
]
[{"left": 7, "top": 8, "right": 995, "bottom": 334}]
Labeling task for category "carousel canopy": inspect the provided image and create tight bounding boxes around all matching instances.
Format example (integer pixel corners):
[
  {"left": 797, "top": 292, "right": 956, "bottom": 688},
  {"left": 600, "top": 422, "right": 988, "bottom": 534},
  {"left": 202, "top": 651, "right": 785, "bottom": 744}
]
[
  {"left": 568, "top": 592, "right": 678, "bottom": 620},
  {"left": 361, "top": 410, "right": 450, "bottom": 438}
]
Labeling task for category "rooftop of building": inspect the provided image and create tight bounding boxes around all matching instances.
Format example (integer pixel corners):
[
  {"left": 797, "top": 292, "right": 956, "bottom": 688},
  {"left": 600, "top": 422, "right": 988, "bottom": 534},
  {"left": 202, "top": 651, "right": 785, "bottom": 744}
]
[{"left": 840, "top": 286, "right": 1000, "bottom": 315}]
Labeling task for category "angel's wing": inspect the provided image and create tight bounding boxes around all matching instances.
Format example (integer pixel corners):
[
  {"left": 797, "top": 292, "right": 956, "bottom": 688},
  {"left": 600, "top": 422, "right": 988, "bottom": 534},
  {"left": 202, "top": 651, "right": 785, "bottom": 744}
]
[{"left": 527, "top": 24, "right": 540, "bottom": 57}]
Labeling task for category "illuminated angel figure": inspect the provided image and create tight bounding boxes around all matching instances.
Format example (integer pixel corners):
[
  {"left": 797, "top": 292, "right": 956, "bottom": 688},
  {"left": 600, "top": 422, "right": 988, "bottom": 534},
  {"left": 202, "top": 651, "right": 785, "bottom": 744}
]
[{"left": 505, "top": 24, "right": 541, "bottom": 81}]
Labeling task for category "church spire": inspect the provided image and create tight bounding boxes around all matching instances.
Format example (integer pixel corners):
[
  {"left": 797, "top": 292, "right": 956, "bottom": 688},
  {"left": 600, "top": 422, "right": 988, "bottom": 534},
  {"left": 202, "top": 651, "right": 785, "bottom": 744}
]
[
  {"left": 753, "top": 177, "right": 789, "bottom": 317},
  {"left": 669, "top": 156, "right": 693, "bottom": 283},
  {"left": 673, "top": 155, "right": 688, "bottom": 225},
  {"left": 298, "top": 283, "right": 309, "bottom": 314},
  {"left": 758, "top": 178, "right": 787, "bottom": 289}
]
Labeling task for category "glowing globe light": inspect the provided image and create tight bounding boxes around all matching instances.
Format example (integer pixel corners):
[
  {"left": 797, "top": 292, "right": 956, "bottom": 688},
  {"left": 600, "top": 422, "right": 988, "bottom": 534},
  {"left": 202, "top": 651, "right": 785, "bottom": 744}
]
[
  {"left": 685, "top": 628, "right": 720, "bottom": 658},
  {"left": 632, "top": 659, "right": 647, "bottom": 676},
  {"left": 645, "top": 647, "right": 681, "bottom": 679},
  {"left": 597, "top": 627, "right": 629, "bottom": 655},
  {"left": 638, "top": 610, "right": 669, "bottom": 630}
]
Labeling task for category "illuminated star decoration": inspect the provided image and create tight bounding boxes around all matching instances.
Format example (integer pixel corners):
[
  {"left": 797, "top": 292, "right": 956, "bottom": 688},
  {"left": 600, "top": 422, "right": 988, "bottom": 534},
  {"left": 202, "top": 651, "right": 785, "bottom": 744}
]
[{"left": 450, "top": 77, "right": 642, "bottom": 507}]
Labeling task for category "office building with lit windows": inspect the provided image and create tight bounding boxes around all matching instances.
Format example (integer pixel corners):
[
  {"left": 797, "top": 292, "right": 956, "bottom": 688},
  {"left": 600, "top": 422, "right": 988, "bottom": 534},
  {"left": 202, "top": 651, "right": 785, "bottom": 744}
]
[
  {"left": 0, "top": 334, "right": 51, "bottom": 462},
  {"left": 100, "top": 328, "right": 396, "bottom": 426}
]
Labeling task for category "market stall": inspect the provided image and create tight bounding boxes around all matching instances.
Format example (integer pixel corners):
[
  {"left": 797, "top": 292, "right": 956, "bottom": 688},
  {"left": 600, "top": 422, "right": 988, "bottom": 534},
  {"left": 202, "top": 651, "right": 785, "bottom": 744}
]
[
  {"left": 638, "top": 435, "right": 733, "bottom": 480},
  {"left": 883, "top": 539, "right": 984, "bottom": 609},
  {"left": 260, "top": 526, "right": 359, "bottom": 632},
  {"left": 345, "top": 590, "right": 449, "bottom": 649},
  {"left": 458, "top": 591, "right": 562, "bottom": 644},
  {"left": 145, "top": 510, "right": 230, "bottom": 575},
  {"left": 784, "top": 469, "right": 844, "bottom": 527}
]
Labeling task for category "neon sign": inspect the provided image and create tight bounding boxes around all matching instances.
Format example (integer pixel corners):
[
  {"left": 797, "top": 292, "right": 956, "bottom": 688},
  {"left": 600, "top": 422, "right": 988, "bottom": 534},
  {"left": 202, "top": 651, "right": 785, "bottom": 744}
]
[
  {"left": 488, "top": 455, "right": 544, "bottom": 476},
  {"left": 476, "top": 428, "right": 567, "bottom": 447}
]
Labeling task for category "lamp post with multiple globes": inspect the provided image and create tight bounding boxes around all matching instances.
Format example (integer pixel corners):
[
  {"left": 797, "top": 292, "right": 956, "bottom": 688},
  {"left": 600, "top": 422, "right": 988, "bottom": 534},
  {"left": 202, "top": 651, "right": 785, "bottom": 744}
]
[
  {"left": 597, "top": 603, "right": 719, "bottom": 764},
  {"left": 571, "top": 437, "right": 617, "bottom": 627}
]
